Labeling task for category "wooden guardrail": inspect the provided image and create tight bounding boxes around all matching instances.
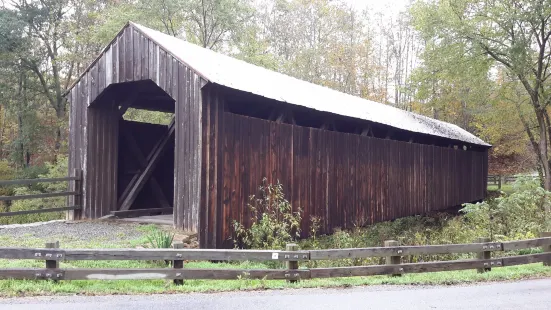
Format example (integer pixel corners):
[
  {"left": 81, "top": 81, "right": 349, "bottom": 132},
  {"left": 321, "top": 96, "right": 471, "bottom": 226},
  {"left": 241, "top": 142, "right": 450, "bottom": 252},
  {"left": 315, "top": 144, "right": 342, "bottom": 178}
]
[
  {"left": 0, "top": 234, "right": 550, "bottom": 284},
  {"left": 0, "top": 170, "right": 82, "bottom": 217}
]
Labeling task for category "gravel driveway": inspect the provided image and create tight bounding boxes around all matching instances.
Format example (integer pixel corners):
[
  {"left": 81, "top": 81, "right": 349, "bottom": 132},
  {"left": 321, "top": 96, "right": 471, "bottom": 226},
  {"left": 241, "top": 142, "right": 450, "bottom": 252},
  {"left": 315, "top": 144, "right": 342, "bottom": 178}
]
[{"left": 0, "top": 221, "right": 152, "bottom": 247}]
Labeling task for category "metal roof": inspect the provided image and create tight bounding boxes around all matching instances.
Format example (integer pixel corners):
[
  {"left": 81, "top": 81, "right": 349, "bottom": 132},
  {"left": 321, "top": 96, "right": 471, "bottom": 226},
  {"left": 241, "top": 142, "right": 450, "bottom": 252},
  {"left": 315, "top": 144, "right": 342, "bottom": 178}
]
[{"left": 132, "top": 22, "right": 489, "bottom": 147}]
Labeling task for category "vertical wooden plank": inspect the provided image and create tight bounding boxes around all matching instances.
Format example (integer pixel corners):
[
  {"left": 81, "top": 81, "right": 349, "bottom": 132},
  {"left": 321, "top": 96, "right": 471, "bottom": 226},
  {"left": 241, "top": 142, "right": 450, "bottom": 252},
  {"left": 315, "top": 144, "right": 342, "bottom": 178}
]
[
  {"left": 79, "top": 75, "right": 88, "bottom": 217},
  {"left": 148, "top": 39, "right": 154, "bottom": 81},
  {"left": 222, "top": 112, "right": 233, "bottom": 243},
  {"left": 174, "top": 64, "right": 182, "bottom": 230},
  {"left": 105, "top": 47, "right": 112, "bottom": 86},
  {"left": 194, "top": 77, "right": 203, "bottom": 234},
  {"left": 67, "top": 87, "right": 76, "bottom": 220},
  {"left": 216, "top": 94, "right": 225, "bottom": 247},
  {"left": 159, "top": 50, "right": 166, "bottom": 92},
  {"left": 166, "top": 56, "right": 174, "bottom": 97},
  {"left": 200, "top": 87, "right": 210, "bottom": 248},
  {"left": 112, "top": 40, "right": 118, "bottom": 84},
  {"left": 118, "top": 33, "right": 125, "bottom": 82},
  {"left": 208, "top": 87, "right": 218, "bottom": 248},
  {"left": 133, "top": 29, "right": 141, "bottom": 80},
  {"left": 125, "top": 27, "right": 133, "bottom": 82},
  {"left": 86, "top": 107, "right": 96, "bottom": 218},
  {"left": 142, "top": 35, "right": 148, "bottom": 80},
  {"left": 185, "top": 67, "right": 193, "bottom": 232},
  {"left": 111, "top": 103, "right": 119, "bottom": 212},
  {"left": 98, "top": 106, "right": 107, "bottom": 217}
]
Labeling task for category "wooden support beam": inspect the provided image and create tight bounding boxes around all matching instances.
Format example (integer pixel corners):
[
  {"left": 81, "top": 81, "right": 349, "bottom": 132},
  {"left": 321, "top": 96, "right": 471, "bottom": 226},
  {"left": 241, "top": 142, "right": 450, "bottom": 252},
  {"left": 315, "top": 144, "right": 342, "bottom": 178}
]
[
  {"left": 275, "top": 112, "right": 286, "bottom": 123},
  {"left": 287, "top": 110, "right": 296, "bottom": 125},
  {"left": 268, "top": 108, "right": 278, "bottom": 121},
  {"left": 111, "top": 208, "right": 173, "bottom": 218},
  {"left": 118, "top": 118, "right": 176, "bottom": 211},
  {"left": 118, "top": 127, "right": 171, "bottom": 209},
  {"left": 321, "top": 120, "right": 337, "bottom": 131},
  {"left": 275, "top": 109, "right": 297, "bottom": 125}
]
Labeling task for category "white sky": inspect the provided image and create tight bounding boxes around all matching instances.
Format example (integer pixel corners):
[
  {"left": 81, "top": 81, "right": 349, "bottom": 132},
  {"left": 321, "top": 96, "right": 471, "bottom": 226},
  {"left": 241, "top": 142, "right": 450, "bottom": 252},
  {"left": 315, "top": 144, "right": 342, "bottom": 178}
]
[{"left": 342, "top": 0, "right": 409, "bottom": 13}]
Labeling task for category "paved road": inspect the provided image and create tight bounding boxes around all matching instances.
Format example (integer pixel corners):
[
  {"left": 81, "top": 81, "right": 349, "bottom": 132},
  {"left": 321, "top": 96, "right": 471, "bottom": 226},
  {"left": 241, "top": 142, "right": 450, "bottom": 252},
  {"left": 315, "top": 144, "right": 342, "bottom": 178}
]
[{"left": 1, "top": 279, "right": 550, "bottom": 310}]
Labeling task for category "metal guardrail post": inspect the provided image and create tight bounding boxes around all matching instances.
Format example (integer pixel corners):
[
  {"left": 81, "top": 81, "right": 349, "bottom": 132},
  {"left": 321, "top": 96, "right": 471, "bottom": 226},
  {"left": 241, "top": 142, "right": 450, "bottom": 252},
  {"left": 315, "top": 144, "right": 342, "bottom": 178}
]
[
  {"left": 384, "top": 240, "right": 402, "bottom": 277},
  {"left": 286, "top": 243, "right": 299, "bottom": 284},
  {"left": 476, "top": 237, "right": 491, "bottom": 273}
]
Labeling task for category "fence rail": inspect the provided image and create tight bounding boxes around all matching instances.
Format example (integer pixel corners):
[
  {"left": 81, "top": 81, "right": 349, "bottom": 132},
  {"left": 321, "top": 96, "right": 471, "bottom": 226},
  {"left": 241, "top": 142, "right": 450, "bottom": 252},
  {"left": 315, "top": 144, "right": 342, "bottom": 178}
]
[
  {"left": 1, "top": 235, "right": 550, "bottom": 283},
  {"left": 487, "top": 175, "right": 539, "bottom": 188},
  {"left": 0, "top": 171, "right": 81, "bottom": 217}
]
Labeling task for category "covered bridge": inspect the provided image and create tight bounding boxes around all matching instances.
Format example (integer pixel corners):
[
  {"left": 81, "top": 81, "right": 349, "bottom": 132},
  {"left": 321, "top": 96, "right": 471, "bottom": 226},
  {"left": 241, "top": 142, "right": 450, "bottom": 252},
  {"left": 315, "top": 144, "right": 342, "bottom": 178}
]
[{"left": 66, "top": 22, "right": 490, "bottom": 248}]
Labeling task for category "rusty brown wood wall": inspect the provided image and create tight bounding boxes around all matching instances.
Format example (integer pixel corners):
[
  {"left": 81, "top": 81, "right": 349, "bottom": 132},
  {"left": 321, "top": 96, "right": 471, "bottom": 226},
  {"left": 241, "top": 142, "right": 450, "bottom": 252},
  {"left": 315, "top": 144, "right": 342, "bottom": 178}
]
[
  {"left": 67, "top": 24, "right": 205, "bottom": 230},
  {"left": 200, "top": 111, "right": 488, "bottom": 248}
]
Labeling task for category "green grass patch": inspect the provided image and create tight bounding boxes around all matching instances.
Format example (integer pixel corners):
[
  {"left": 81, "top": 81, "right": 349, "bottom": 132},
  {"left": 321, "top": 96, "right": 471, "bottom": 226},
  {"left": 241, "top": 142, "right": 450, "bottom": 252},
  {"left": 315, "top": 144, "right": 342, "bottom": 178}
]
[
  {"left": 0, "top": 260, "right": 549, "bottom": 297},
  {"left": 487, "top": 184, "right": 514, "bottom": 193}
]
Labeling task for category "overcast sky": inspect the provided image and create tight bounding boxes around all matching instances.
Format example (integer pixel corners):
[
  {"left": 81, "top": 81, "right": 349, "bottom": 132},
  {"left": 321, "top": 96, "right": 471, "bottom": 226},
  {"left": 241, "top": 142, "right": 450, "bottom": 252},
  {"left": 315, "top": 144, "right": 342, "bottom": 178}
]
[{"left": 342, "top": 0, "right": 409, "bottom": 13}]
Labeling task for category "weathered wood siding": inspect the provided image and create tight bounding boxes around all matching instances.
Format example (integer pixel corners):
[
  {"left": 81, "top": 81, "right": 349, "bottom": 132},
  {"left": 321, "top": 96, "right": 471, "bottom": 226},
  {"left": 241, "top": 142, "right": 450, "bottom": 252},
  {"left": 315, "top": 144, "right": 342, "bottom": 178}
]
[
  {"left": 201, "top": 111, "right": 488, "bottom": 248},
  {"left": 67, "top": 24, "right": 204, "bottom": 230}
]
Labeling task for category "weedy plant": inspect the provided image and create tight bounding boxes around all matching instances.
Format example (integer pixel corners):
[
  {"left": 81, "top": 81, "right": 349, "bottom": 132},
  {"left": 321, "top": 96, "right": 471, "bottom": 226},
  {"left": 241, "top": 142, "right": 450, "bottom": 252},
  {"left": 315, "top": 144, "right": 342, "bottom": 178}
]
[
  {"left": 146, "top": 230, "right": 175, "bottom": 249},
  {"left": 233, "top": 178, "right": 302, "bottom": 251},
  {"left": 145, "top": 230, "right": 175, "bottom": 266}
]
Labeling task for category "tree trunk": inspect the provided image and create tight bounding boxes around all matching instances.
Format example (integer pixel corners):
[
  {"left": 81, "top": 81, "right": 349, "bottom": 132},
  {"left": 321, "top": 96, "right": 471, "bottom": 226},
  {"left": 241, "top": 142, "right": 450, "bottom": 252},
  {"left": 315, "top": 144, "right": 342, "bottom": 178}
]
[
  {"left": 537, "top": 163, "right": 545, "bottom": 188},
  {"left": 545, "top": 169, "right": 551, "bottom": 191},
  {"left": 53, "top": 101, "right": 66, "bottom": 157}
]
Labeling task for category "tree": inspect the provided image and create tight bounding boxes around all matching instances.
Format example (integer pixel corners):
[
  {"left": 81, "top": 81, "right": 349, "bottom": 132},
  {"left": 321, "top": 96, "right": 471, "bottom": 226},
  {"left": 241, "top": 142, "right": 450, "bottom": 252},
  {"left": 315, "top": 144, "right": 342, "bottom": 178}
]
[
  {"left": 0, "top": 8, "right": 46, "bottom": 167},
  {"left": 183, "top": 0, "right": 254, "bottom": 50},
  {"left": 411, "top": 0, "right": 551, "bottom": 189}
]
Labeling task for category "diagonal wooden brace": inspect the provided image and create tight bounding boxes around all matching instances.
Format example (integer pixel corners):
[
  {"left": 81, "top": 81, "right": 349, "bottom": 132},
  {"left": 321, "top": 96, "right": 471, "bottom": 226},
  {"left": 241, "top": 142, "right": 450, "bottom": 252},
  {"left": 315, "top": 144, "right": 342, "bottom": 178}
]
[
  {"left": 118, "top": 127, "right": 171, "bottom": 210},
  {"left": 118, "top": 117, "right": 175, "bottom": 211}
]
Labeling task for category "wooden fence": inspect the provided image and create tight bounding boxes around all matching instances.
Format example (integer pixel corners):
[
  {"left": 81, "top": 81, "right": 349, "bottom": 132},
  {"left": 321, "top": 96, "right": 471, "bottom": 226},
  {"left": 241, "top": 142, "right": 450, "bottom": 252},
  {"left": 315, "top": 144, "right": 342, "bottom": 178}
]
[
  {"left": 487, "top": 175, "right": 539, "bottom": 189},
  {"left": 1, "top": 234, "right": 550, "bottom": 284},
  {"left": 0, "top": 170, "right": 82, "bottom": 217}
]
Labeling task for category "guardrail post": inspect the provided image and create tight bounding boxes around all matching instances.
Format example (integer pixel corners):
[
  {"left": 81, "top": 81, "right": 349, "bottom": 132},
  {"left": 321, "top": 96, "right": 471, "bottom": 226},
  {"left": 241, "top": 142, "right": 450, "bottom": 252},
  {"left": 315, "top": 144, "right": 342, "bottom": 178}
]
[
  {"left": 476, "top": 237, "right": 491, "bottom": 273},
  {"left": 384, "top": 240, "right": 402, "bottom": 277},
  {"left": 541, "top": 232, "right": 551, "bottom": 266},
  {"left": 172, "top": 242, "right": 184, "bottom": 285},
  {"left": 45, "top": 241, "right": 59, "bottom": 282},
  {"left": 286, "top": 243, "right": 299, "bottom": 284}
]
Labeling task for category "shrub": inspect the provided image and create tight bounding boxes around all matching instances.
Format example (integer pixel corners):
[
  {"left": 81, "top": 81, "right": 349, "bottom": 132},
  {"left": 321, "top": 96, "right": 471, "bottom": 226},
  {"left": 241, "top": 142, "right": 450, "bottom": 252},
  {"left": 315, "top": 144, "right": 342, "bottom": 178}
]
[
  {"left": 461, "top": 177, "right": 551, "bottom": 239},
  {"left": 0, "top": 160, "right": 15, "bottom": 213},
  {"left": 233, "top": 178, "right": 302, "bottom": 250}
]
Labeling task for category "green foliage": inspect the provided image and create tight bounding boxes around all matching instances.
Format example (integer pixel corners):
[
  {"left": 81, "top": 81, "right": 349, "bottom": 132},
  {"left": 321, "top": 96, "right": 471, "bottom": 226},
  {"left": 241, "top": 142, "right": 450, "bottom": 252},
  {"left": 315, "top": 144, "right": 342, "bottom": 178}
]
[
  {"left": 145, "top": 230, "right": 175, "bottom": 249},
  {"left": 233, "top": 179, "right": 302, "bottom": 250},
  {"left": 0, "top": 160, "right": 15, "bottom": 212},
  {"left": 410, "top": 0, "right": 551, "bottom": 181},
  {"left": 462, "top": 177, "right": 551, "bottom": 238},
  {"left": 0, "top": 156, "right": 68, "bottom": 225},
  {"left": 123, "top": 109, "right": 173, "bottom": 125}
]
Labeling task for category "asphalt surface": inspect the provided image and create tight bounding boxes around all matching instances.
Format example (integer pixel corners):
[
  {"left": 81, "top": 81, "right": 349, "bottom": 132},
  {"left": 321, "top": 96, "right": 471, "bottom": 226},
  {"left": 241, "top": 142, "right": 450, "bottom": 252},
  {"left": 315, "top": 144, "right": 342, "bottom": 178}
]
[{"left": 0, "top": 279, "right": 550, "bottom": 310}]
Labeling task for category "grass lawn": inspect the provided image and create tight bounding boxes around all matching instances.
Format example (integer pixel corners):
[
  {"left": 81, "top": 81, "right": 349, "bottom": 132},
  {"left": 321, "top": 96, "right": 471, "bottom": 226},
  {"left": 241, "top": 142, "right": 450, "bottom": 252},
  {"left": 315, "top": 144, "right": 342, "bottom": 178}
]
[
  {"left": 1, "top": 223, "right": 550, "bottom": 297},
  {"left": 487, "top": 184, "right": 514, "bottom": 193},
  {"left": 0, "top": 260, "right": 549, "bottom": 297}
]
